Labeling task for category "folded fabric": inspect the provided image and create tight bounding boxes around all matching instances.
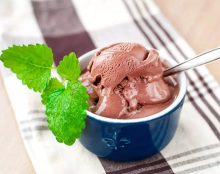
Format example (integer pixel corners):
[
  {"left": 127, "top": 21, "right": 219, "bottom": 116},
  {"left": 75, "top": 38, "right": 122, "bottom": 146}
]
[{"left": 0, "top": 0, "right": 220, "bottom": 173}]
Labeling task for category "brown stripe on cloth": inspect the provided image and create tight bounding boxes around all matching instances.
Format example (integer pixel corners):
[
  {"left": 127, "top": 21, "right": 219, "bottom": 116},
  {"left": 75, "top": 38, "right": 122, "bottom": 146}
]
[
  {"left": 21, "top": 126, "right": 49, "bottom": 132},
  {"left": 187, "top": 91, "right": 220, "bottom": 140},
  {"left": 186, "top": 76, "right": 220, "bottom": 120},
  {"left": 100, "top": 154, "right": 173, "bottom": 174},
  {"left": 170, "top": 152, "right": 220, "bottom": 168},
  {"left": 20, "top": 118, "right": 47, "bottom": 125},
  {"left": 175, "top": 161, "right": 220, "bottom": 174},
  {"left": 99, "top": 143, "right": 220, "bottom": 174},
  {"left": 184, "top": 85, "right": 219, "bottom": 102},
  {"left": 122, "top": 0, "right": 156, "bottom": 49},
  {"left": 31, "top": 0, "right": 96, "bottom": 65},
  {"left": 141, "top": 0, "right": 220, "bottom": 107},
  {"left": 129, "top": 0, "right": 220, "bottom": 140},
  {"left": 166, "top": 143, "right": 220, "bottom": 161}
]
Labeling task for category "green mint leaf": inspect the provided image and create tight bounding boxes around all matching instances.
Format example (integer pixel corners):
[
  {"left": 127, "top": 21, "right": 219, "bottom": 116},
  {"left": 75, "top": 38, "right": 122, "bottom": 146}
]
[
  {"left": 46, "top": 80, "right": 89, "bottom": 145},
  {"left": 57, "top": 52, "right": 80, "bottom": 81},
  {"left": 41, "top": 78, "right": 65, "bottom": 105},
  {"left": 0, "top": 44, "right": 53, "bottom": 92}
]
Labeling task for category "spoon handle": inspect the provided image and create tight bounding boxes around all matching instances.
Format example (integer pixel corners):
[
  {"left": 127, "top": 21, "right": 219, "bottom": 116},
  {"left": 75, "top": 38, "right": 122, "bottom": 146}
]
[{"left": 163, "top": 47, "right": 220, "bottom": 77}]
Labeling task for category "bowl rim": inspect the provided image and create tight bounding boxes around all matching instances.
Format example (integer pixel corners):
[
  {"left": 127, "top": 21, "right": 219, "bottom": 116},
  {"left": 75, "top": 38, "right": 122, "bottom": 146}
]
[{"left": 79, "top": 48, "right": 187, "bottom": 123}]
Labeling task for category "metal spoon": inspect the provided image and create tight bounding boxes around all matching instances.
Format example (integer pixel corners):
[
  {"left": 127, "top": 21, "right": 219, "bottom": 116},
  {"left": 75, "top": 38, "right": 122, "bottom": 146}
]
[{"left": 163, "top": 47, "right": 220, "bottom": 77}]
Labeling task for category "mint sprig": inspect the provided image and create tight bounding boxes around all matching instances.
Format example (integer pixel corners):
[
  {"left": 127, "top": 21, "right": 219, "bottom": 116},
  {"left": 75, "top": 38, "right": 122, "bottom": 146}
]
[
  {"left": 0, "top": 44, "right": 89, "bottom": 146},
  {"left": 45, "top": 80, "right": 89, "bottom": 145},
  {"left": 0, "top": 44, "right": 53, "bottom": 92},
  {"left": 41, "top": 77, "right": 65, "bottom": 105},
  {"left": 57, "top": 52, "right": 80, "bottom": 81}
]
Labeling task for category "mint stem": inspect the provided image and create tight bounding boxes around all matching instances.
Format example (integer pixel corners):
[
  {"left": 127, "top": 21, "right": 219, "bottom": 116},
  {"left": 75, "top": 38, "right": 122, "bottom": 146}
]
[
  {"left": 51, "top": 67, "right": 57, "bottom": 69},
  {"left": 61, "top": 79, "right": 66, "bottom": 84}
]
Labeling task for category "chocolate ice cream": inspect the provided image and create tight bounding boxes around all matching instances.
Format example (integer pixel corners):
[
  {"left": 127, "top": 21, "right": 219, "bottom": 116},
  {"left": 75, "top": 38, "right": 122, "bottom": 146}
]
[{"left": 80, "top": 43, "right": 179, "bottom": 119}]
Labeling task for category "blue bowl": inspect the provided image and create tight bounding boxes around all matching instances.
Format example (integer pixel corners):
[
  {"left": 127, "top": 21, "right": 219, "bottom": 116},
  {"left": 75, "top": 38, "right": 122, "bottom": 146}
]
[{"left": 78, "top": 49, "right": 187, "bottom": 161}]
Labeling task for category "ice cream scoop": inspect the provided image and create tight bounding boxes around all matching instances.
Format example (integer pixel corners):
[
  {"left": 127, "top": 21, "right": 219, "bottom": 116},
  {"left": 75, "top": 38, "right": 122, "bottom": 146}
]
[{"left": 80, "top": 43, "right": 179, "bottom": 119}]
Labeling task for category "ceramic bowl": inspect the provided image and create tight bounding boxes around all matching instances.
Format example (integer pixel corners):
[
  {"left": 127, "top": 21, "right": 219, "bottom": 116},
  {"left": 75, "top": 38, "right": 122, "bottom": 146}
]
[{"left": 78, "top": 49, "right": 187, "bottom": 161}]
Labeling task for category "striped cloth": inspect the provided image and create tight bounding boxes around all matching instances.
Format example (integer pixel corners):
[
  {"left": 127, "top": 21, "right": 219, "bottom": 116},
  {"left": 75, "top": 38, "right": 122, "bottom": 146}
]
[{"left": 1, "top": 0, "right": 220, "bottom": 173}]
